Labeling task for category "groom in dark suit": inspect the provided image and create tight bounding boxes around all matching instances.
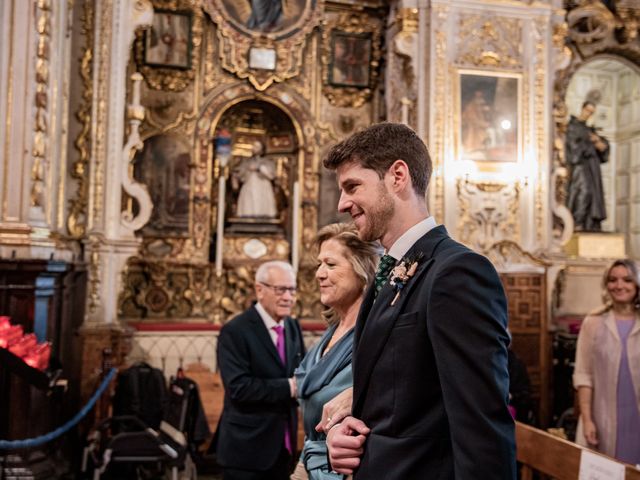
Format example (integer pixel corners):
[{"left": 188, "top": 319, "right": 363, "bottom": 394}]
[
  {"left": 324, "top": 123, "right": 516, "bottom": 479},
  {"left": 215, "top": 260, "right": 305, "bottom": 480}
]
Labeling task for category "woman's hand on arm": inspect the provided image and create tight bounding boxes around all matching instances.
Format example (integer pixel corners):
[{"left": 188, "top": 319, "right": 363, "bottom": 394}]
[{"left": 315, "top": 387, "right": 353, "bottom": 433}]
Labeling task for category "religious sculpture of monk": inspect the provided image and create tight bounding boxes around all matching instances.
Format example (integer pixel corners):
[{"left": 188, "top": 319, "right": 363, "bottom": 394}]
[{"left": 565, "top": 101, "right": 610, "bottom": 232}]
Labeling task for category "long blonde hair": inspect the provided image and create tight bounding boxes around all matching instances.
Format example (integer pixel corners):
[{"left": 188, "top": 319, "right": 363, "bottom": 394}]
[{"left": 316, "top": 223, "right": 380, "bottom": 324}]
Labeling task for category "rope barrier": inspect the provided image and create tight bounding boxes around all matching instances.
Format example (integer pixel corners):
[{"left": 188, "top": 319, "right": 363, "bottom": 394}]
[{"left": 0, "top": 367, "right": 117, "bottom": 450}]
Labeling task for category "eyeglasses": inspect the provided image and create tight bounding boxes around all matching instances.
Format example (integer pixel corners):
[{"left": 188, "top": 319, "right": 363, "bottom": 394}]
[{"left": 259, "top": 282, "right": 297, "bottom": 296}]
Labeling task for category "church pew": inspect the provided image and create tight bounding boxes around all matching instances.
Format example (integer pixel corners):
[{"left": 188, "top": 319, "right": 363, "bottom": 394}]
[{"left": 516, "top": 422, "right": 640, "bottom": 480}]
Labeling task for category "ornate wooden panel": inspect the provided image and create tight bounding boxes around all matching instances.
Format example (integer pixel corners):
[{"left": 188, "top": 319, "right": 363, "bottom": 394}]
[{"left": 500, "top": 272, "right": 551, "bottom": 426}]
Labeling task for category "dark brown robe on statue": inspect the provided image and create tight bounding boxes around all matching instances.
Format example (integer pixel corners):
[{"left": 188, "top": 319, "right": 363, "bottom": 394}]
[{"left": 565, "top": 115, "right": 610, "bottom": 231}]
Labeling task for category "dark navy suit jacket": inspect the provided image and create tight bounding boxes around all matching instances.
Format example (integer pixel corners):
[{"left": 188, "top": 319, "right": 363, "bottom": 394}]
[{"left": 352, "top": 226, "right": 516, "bottom": 479}]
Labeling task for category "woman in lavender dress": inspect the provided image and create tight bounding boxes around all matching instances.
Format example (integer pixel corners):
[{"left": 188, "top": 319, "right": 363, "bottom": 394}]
[{"left": 574, "top": 259, "right": 640, "bottom": 464}]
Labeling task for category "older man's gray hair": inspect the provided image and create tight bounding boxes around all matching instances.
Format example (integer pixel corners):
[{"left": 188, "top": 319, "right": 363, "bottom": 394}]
[{"left": 255, "top": 261, "right": 295, "bottom": 284}]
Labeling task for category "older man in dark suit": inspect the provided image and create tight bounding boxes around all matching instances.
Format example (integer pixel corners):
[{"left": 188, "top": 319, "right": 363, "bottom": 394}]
[
  {"left": 324, "top": 123, "right": 516, "bottom": 479},
  {"left": 215, "top": 260, "right": 305, "bottom": 480}
]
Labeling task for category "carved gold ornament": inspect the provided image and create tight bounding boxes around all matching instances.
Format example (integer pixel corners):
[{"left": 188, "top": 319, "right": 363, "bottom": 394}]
[
  {"left": 68, "top": 0, "right": 94, "bottom": 238},
  {"left": 31, "top": 0, "right": 51, "bottom": 212},
  {"left": 202, "top": 0, "right": 324, "bottom": 91},
  {"left": 567, "top": 2, "right": 615, "bottom": 44},
  {"left": 456, "top": 179, "right": 521, "bottom": 253},
  {"left": 457, "top": 14, "right": 523, "bottom": 70}
]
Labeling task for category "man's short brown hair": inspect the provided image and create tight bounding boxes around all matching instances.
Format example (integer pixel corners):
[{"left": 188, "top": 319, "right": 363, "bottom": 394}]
[{"left": 323, "top": 122, "right": 432, "bottom": 196}]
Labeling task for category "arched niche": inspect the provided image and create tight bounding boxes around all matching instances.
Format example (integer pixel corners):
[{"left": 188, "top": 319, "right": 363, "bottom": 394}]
[
  {"left": 214, "top": 100, "right": 298, "bottom": 238},
  {"left": 563, "top": 56, "right": 640, "bottom": 255}
]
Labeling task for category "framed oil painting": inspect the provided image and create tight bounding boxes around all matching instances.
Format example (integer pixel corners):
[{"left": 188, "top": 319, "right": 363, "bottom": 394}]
[
  {"left": 134, "top": 135, "right": 191, "bottom": 234},
  {"left": 144, "top": 10, "right": 192, "bottom": 69},
  {"left": 459, "top": 71, "right": 520, "bottom": 162},
  {"left": 329, "top": 31, "right": 372, "bottom": 88}
]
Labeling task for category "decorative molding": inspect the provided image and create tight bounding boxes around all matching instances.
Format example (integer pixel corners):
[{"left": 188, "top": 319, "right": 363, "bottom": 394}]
[
  {"left": 68, "top": 0, "right": 94, "bottom": 238},
  {"left": 430, "top": 4, "right": 449, "bottom": 224},
  {"left": 320, "top": 12, "right": 384, "bottom": 108},
  {"left": 386, "top": 8, "right": 418, "bottom": 125},
  {"left": 456, "top": 179, "right": 521, "bottom": 253},
  {"left": 31, "top": 0, "right": 52, "bottom": 214},
  {"left": 533, "top": 17, "right": 548, "bottom": 246},
  {"left": 202, "top": 0, "right": 324, "bottom": 91},
  {"left": 120, "top": 72, "right": 153, "bottom": 233},
  {"left": 456, "top": 13, "right": 523, "bottom": 69},
  {"left": 486, "top": 240, "right": 550, "bottom": 273}
]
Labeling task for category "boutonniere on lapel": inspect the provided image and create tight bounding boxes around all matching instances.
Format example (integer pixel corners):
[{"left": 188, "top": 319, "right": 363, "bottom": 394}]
[{"left": 389, "top": 253, "right": 424, "bottom": 306}]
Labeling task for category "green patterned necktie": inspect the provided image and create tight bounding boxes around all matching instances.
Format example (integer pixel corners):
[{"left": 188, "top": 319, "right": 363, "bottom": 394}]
[{"left": 374, "top": 254, "right": 396, "bottom": 295}]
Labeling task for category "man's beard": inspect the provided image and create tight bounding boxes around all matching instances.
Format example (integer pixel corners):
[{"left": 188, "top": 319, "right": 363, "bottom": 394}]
[{"left": 359, "top": 183, "right": 394, "bottom": 242}]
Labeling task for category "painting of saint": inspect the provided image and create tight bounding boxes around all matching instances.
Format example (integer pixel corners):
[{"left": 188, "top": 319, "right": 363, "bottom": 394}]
[
  {"left": 330, "top": 32, "right": 372, "bottom": 88},
  {"left": 220, "top": 0, "right": 308, "bottom": 34},
  {"left": 134, "top": 135, "right": 191, "bottom": 234},
  {"left": 460, "top": 73, "right": 519, "bottom": 162},
  {"left": 145, "top": 11, "right": 191, "bottom": 68}
]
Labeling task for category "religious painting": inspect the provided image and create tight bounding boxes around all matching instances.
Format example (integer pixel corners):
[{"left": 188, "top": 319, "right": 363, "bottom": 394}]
[
  {"left": 134, "top": 135, "right": 191, "bottom": 235},
  {"left": 144, "top": 10, "right": 192, "bottom": 69},
  {"left": 220, "top": 0, "right": 309, "bottom": 35},
  {"left": 459, "top": 71, "right": 520, "bottom": 162},
  {"left": 329, "top": 31, "right": 372, "bottom": 88}
]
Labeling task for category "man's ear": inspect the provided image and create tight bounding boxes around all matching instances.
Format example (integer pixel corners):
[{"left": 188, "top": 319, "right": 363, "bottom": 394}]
[{"left": 387, "top": 159, "right": 411, "bottom": 192}]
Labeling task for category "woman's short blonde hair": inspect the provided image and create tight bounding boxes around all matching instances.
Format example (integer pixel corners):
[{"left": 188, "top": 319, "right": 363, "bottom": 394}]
[
  {"left": 316, "top": 222, "right": 380, "bottom": 324},
  {"left": 601, "top": 258, "right": 640, "bottom": 311}
]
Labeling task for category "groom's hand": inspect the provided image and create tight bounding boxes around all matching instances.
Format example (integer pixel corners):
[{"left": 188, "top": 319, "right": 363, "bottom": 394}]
[{"left": 327, "top": 416, "right": 370, "bottom": 474}]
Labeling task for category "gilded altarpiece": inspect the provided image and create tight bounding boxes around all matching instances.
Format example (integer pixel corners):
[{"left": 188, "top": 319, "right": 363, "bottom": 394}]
[
  {"left": 118, "top": 0, "right": 387, "bottom": 325},
  {"left": 428, "top": 1, "right": 553, "bottom": 255}
]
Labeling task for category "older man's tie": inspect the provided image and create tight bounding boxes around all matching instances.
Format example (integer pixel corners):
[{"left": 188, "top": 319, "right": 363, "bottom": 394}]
[
  {"left": 272, "top": 324, "right": 292, "bottom": 454},
  {"left": 374, "top": 254, "right": 396, "bottom": 296}
]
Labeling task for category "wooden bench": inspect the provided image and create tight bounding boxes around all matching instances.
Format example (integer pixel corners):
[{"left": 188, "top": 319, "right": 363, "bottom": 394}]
[{"left": 516, "top": 422, "right": 640, "bottom": 479}]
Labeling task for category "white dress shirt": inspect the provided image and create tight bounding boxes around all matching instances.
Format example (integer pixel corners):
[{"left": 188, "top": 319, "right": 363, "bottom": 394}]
[
  {"left": 255, "top": 301, "right": 282, "bottom": 346},
  {"left": 387, "top": 216, "right": 438, "bottom": 260},
  {"left": 254, "top": 301, "right": 296, "bottom": 397}
]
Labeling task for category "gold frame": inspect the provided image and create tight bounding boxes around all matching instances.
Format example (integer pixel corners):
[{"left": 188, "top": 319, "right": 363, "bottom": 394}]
[
  {"left": 455, "top": 69, "right": 523, "bottom": 168},
  {"left": 143, "top": 9, "right": 193, "bottom": 69},
  {"left": 202, "top": 0, "right": 324, "bottom": 91},
  {"left": 134, "top": 0, "right": 204, "bottom": 91},
  {"left": 321, "top": 12, "right": 383, "bottom": 108}
]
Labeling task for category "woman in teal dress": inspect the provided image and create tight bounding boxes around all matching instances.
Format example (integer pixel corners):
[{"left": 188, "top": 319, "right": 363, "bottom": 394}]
[{"left": 291, "top": 223, "right": 378, "bottom": 480}]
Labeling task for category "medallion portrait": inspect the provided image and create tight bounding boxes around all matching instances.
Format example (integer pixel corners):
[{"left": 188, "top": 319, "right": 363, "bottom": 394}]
[{"left": 220, "top": 0, "right": 310, "bottom": 35}]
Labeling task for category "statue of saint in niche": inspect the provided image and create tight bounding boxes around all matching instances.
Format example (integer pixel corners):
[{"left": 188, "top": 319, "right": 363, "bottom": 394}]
[
  {"left": 565, "top": 101, "right": 610, "bottom": 232},
  {"left": 232, "top": 140, "right": 277, "bottom": 218}
]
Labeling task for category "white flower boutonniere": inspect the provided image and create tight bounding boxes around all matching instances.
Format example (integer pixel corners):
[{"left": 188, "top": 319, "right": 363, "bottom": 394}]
[{"left": 389, "top": 253, "right": 424, "bottom": 306}]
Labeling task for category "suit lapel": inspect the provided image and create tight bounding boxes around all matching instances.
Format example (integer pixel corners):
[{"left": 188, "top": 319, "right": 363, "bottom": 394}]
[
  {"left": 353, "top": 282, "right": 377, "bottom": 352},
  {"left": 284, "top": 317, "right": 300, "bottom": 374},
  {"left": 352, "top": 226, "right": 450, "bottom": 415},
  {"left": 248, "top": 307, "right": 283, "bottom": 368}
]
